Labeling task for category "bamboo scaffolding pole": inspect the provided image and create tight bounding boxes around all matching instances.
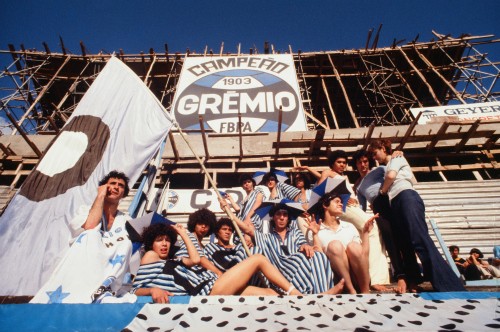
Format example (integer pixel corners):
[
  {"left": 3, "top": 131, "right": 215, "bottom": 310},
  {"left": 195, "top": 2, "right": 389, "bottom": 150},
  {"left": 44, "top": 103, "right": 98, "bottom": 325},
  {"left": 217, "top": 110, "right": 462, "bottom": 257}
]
[
  {"left": 357, "top": 53, "right": 400, "bottom": 124},
  {"left": 13, "top": 56, "right": 71, "bottom": 134},
  {"left": 382, "top": 50, "right": 423, "bottom": 108},
  {"left": 434, "top": 43, "right": 490, "bottom": 98},
  {"left": 4, "top": 111, "right": 42, "bottom": 157},
  {"left": 413, "top": 47, "right": 466, "bottom": 104},
  {"left": 144, "top": 55, "right": 157, "bottom": 85},
  {"left": 398, "top": 47, "right": 442, "bottom": 105},
  {"left": 41, "top": 60, "right": 93, "bottom": 131},
  {"left": 327, "top": 54, "right": 359, "bottom": 128},
  {"left": 321, "top": 77, "right": 339, "bottom": 129},
  {"left": 173, "top": 121, "right": 252, "bottom": 256}
]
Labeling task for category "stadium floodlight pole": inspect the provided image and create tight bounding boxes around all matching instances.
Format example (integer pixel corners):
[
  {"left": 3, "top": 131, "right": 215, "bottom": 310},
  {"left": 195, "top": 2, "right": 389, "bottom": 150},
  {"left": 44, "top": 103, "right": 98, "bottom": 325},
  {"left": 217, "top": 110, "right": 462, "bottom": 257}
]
[{"left": 169, "top": 120, "right": 252, "bottom": 257}]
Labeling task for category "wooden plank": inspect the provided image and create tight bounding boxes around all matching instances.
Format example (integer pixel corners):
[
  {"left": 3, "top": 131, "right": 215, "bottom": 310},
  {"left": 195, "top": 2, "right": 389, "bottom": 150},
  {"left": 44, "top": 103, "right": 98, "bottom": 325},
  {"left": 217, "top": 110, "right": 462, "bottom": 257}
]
[{"left": 455, "top": 120, "right": 480, "bottom": 152}]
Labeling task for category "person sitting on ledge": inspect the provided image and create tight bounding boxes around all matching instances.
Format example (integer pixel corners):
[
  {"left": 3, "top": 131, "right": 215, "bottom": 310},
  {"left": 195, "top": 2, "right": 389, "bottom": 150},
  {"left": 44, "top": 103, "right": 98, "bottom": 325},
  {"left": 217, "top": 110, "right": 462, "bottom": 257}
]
[{"left": 132, "top": 223, "right": 304, "bottom": 303}]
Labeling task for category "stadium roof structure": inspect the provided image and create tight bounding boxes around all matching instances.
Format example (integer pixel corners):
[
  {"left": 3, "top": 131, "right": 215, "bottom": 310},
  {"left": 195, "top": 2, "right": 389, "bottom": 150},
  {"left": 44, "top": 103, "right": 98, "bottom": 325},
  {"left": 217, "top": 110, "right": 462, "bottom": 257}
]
[{"left": 0, "top": 32, "right": 499, "bottom": 191}]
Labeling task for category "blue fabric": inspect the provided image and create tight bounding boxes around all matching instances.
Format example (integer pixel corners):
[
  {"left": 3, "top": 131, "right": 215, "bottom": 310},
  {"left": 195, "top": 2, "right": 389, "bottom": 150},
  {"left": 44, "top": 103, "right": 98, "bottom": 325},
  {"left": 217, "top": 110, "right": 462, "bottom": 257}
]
[
  {"left": 419, "top": 291, "right": 500, "bottom": 300},
  {"left": 494, "top": 245, "right": 500, "bottom": 259},
  {"left": 136, "top": 295, "right": 191, "bottom": 303},
  {"left": 391, "top": 189, "right": 466, "bottom": 292},
  {"left": 0, "top": 303, "right": 145, "bottom": 331},
  {"left": 372, "top": 194, "right": 421, "bottom": 281}
]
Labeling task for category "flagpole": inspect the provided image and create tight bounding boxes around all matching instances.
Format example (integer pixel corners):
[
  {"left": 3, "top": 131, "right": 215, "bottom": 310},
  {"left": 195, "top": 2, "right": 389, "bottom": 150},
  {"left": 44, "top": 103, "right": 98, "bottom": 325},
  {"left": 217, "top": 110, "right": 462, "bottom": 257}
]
[
  {"left": 172, "top": 123, "right": 252, "bottom": 257},
  {"left": 137, "top": 62, "right": 252, "bottom": 256}
]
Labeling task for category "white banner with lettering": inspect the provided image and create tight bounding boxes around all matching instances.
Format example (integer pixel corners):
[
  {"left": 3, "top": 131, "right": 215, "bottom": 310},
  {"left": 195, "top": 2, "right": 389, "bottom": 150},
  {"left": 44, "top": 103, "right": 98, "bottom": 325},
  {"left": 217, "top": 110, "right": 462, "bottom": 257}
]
[
  {"left": 410, "top": 101, "right": 500, "bottom": 124},
  {"left": 172, "top": 55, "right": 308, "bottom": 133},
  {"left": 159, "top": 187, "right": 245, "bottom": 214}
]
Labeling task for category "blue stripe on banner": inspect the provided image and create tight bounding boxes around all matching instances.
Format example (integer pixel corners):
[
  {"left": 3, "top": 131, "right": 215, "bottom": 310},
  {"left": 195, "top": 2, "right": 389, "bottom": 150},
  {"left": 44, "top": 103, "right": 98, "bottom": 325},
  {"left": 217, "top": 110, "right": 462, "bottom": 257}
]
[
  {"left": 136, "top": 295, "right": 192, "bottom": 304},
  {"left": 0, "top": 303, "right": 145, "bottom": 331},
  {"left": 419, "top": 291, "right": 500, "bottom": 300}
]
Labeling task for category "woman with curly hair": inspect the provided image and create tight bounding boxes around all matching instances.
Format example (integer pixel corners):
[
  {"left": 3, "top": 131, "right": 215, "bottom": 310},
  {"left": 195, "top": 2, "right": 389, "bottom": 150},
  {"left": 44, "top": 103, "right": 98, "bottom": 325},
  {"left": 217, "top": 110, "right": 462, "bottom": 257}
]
[
  {"left": 177, "top": 208, "right": 223, "bottom": 277},
  {"left": 132, "top": 223, "right": 303, "bottom": 303}
]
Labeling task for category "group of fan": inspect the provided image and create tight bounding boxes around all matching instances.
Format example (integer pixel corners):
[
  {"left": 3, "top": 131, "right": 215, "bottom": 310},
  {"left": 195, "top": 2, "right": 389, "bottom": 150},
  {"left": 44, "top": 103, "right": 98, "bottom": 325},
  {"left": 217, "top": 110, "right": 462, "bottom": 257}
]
[{"left": 131, "top": 139, "right": 466, "bottom": 302}]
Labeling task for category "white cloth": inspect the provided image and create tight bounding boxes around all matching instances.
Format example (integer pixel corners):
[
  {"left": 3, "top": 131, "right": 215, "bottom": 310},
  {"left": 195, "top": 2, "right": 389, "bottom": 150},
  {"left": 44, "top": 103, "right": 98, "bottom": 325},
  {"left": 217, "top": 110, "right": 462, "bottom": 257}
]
[
  {"left": 30, "top": 206, "right": 136, "bottom": 303},
  {"left": 0, "top": 57, "right": 172, "bottom": 296},
  {"left": 125, "top": 294, "right": 500, "bottom": 331},
  {"left": 313, "top": 221, "right": 361, "bottom": 252},
  {"left": 341, "top": 205, "right": 390, "bottom": 285}
]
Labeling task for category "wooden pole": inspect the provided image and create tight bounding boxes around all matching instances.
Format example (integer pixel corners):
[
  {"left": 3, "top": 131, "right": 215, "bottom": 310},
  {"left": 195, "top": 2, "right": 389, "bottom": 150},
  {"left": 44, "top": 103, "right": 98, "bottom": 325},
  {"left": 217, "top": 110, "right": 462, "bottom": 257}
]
[
  {"left": 174, "top": 121, "right": 252, "bottom": 256},
  {"left": 413, "top": 47, "right": 467, "bottom": 104},
  {"left": 328, "top": 54, "right": 359, "bottom": 128},
  {"left": 13, "top": 55, "right": 71, "bottom": 134},
  {"left": 398, "top": 47, "right": 442, "bottom": 105},
  {"left": 4, "top": 111, "right": 42, "bottom": 157},
  {"left": 321, "top": 77, "right": 339, "bottom": 129}
]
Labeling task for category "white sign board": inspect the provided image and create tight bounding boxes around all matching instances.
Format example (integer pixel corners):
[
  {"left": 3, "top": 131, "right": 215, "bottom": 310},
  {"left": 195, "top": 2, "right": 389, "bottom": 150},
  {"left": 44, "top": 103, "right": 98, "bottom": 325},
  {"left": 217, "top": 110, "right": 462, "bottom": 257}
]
[
  {"left": 172, "top": 55, "right": 308, "bottom": 133},
  {"left": 410, "top": 101, "right": 500, "bottom": 124},
  {"left": 159, "top": 187, "right": 246, "bottom": 214}
]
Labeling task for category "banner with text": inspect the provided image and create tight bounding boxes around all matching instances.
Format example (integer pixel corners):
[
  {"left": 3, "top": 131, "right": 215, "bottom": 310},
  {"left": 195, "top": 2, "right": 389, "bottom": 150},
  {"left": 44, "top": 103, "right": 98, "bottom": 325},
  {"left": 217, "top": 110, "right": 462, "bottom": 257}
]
[
  {"left": 410, "top": 101, "right": 500, "bottom": 124},
  {"left": 172, "top": 55, "right": 308, "bottom": 133},
  {"left": 160, "top": 187, "right": 245, "bottom": 214}
]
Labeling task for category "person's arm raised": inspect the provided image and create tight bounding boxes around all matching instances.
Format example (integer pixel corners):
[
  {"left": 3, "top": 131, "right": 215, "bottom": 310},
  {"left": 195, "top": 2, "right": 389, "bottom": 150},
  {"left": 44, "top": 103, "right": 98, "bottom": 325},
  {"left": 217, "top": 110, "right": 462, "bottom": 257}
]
[
  {"left": 82, "top": 184, "right": 108, "bottom": 230},
  {"left": 174, "top": 224, "right": 201, "bottom": 267}
]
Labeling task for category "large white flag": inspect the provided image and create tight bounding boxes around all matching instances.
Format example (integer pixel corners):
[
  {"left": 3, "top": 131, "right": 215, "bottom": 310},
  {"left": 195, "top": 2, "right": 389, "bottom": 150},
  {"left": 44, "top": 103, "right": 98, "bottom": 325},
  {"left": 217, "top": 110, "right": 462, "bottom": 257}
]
[{"left": 0, "top": 57, "right": 172, "bottom": 295}]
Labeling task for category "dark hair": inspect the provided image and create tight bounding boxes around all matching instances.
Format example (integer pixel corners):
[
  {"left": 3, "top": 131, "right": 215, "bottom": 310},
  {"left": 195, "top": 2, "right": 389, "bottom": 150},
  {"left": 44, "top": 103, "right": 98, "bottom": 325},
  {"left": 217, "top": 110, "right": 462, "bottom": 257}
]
[
  {"left": 351, "top": 149, "right": 376, "bottom": 171},
  {"left": 470, "top": 248, "right": 484, "bottom": 258},
  {"left": 98, "top": 170, "right": 130, "bottom": 197},
  {"left": 315, "top": 193, "right": 343, "bottom": 220},
  {"left": 368, "top": 139, "right": 393, "bottom": 155},
  {"left": 292, "top": 172, "right": 311, "bottom": 189},
  {"left": 214, "top": 217, "right": 234, "bottom": 234},
  {"left": 269, "top": 204, "right": 292, "bottom": 228},
  {"left": 261, "top": 172, "right": 278, "bottom": 186},
  {"left": 187, "top": 208, "right": 216, "bottom": 235},
  {"left": 141, "top": 223, "right": 178, "bottom": 257},
  {"left": 239, "top": 173, "right": 256, "bottom": 187},
  {"left": 328, "top": 150, "right": 348, "bottom": 169},
  {"left": 449, "top": 245, "right": 460, "bottom": 253}
]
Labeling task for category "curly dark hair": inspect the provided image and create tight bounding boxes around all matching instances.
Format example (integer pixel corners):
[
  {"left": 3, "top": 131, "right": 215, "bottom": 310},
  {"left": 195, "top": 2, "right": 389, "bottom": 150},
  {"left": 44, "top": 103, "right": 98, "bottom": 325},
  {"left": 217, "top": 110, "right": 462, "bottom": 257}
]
[
  {"left": 98, "top": 170, "right": 130, "bottom": 197},
  {"left": 187, "top": 208, "right": 216, "bottom": 235},
  {"left": 351, "top": 149, "right": 376, "bottom": 171},
  {"left": 239, "top": 173, "right": 256, "bottom": 187},
  {"left": 327, "top": 150, "right": 348, "bottom": 170},
  {"left": 214, "top": 217, "right": 234, "bottom": 234},
  {"left": 141, "top": 223, "right": 178, "bottom": 257}
]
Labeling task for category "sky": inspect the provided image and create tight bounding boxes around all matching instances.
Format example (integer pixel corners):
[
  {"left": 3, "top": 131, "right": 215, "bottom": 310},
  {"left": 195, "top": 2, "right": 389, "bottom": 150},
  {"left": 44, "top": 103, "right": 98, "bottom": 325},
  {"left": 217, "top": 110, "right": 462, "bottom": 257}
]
[
  {"left": 1, "top": 0, "right": 499, "bottom": 132},
  {"left": 1, "top": 0, "right": 499, "bottom": 57}
]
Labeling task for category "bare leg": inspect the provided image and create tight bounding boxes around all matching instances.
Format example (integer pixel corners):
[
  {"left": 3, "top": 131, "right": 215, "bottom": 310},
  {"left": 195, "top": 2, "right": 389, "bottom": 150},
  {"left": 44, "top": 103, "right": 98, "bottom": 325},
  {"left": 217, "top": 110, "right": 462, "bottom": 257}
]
[
  {"left": 346, "top": 242, "right": 370, "bottom": 294},
  {"left": 322, "top": 278, "right": 345, "bottom": 295},
  {"left": 210, "top": 254, "right": 302, "bottom": 296},
  {"left": 371, "top": 284, "right": 393, "bottom": 293},
  {"left": 325, "top": 241, "right": 357, "bottom": 294},
  {"left": 395, "top": 277, "right": 407, "bottom": 294},
  {"left": 241, "top": 286, "right": 278, "bottom": 296}
]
